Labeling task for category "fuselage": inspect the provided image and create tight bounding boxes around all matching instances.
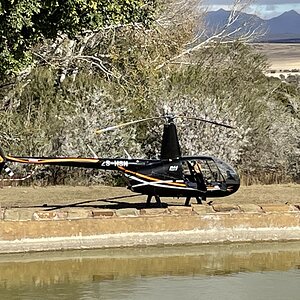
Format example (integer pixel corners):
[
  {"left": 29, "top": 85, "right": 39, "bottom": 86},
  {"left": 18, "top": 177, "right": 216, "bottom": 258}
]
[
  {"left": 120, "top": 156, "right": 240, "bottom": 198},
  {"left": 4, "top": 154, "right": 240, "bottom": 199}
]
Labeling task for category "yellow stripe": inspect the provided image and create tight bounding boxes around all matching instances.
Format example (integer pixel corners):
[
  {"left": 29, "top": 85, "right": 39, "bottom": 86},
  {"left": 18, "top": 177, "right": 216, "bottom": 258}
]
[
  {"left": 118, "top": 167, "right": 186, "bottom": 187},
  {"left": 0, "top": 156, "right": 3, "bottom": 163}
]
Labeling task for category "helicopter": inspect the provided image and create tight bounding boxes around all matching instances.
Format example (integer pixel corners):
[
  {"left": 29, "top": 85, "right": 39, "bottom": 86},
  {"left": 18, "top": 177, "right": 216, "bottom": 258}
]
[{"left": 0, "top": 114, "right": 240, "bottom": 206}]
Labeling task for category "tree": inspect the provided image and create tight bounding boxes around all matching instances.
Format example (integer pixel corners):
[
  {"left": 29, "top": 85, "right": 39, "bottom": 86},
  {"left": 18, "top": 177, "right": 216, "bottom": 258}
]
[
  {"left": 0, "top": 0, "right": 158, "bottom": 77},
  {"left": 1, "top": 0, "right": 299, "bottom": 185}
]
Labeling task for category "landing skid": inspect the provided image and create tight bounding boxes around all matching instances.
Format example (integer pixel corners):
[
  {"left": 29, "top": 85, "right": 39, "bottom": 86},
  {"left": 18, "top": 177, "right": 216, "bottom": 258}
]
[
  {"left": 184, "top": 196, "right": 206, "bottom": 206},
  {"left": 146, "top": 195, "right": 206, "bottom": 207}
]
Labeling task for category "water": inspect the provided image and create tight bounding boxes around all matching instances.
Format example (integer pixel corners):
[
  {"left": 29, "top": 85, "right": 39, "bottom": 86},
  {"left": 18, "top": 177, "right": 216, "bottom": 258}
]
[{"left": 0, "top": 242, "right": 300, "bottom": 300}]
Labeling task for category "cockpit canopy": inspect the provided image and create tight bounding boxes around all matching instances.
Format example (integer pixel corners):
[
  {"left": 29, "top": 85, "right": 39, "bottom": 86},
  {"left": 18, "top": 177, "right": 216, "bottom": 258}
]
[{"left": 182, "top": 157, "right": 240, "bottom": 190}]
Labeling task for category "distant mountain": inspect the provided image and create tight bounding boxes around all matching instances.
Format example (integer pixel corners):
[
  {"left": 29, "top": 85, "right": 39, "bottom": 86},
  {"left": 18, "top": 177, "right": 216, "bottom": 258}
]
[
  {"left": 205, "top": 9, "right": 300, "bottom": 42},
  {"left": 205, "top": 8, "right": 263, "bottom": 32},
  {"left": 266, "top": 10, "right": 300, "bottom": 40}
]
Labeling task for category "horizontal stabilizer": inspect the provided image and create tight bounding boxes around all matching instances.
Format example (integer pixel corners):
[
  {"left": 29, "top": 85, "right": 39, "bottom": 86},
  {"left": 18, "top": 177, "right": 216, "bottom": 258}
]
[{"left": 3, "top": 165, "right": 14, "bottom": 177}]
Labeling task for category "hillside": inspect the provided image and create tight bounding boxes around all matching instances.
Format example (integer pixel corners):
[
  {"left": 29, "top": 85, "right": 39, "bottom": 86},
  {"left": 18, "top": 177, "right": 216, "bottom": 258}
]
[{"left": 205, "top": 9, "right": 300, "bottom": 42}]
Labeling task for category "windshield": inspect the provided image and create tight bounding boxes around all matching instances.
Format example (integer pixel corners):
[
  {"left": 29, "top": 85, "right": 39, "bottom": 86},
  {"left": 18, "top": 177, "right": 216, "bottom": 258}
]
[{"left": 213, "top": 158, "right": 239, "bottom": 182}]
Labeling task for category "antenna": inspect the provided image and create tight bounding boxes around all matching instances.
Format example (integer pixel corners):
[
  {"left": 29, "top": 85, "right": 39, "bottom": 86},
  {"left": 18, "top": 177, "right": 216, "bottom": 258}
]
[
  {"left": 87, "top": 144, "right": 98, "bottom": 158},
  {"left": 124, "top": 149, "right": 132, "bottom": 159}
]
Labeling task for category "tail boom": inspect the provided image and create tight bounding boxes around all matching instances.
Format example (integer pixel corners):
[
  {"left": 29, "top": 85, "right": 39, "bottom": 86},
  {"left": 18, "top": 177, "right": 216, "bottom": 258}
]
[{"left": 5, "top": 155, "right": 145, "bottom": 171}]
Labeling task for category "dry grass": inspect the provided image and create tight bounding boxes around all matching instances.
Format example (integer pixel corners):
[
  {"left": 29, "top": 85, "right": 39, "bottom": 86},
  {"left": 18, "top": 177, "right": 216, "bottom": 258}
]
[
  {"left": 0, "top": 184, "right": 299, "bottom": 209},
  {"left": 214, "top": 184, "right": 300, "bottom": 205}
]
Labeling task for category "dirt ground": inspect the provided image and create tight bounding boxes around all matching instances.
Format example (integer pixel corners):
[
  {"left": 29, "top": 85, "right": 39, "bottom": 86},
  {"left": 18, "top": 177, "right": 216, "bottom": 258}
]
[
  {"left": 253, "top": 43, "right": 300, "bottom": 70},
  {"left": 0, "top": 184, "right": 299, "bottom": 209}
]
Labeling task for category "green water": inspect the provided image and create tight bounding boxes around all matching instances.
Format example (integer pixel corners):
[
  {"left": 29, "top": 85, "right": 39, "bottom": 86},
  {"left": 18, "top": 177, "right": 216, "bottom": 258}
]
[{"left": 0, "top": 242, "right": 300, "bottom": 299}]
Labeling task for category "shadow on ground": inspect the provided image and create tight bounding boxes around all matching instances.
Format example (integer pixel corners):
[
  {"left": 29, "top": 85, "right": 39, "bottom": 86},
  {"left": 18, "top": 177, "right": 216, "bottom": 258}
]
[{"left": 10, "top": 194, "right": 187, "bottom": 210}]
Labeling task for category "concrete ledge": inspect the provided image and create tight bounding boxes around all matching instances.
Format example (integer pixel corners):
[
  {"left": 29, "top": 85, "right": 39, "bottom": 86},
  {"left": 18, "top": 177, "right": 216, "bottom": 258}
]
[
  {"left": 2, "top": 203, "right": 299, "bottom": 221},
  {"left": 140, "top": 208, "right": 169, "bottom": 216},
  {"left": 115, "top": 208, "right": 139, "bottom": 217},
  {"left": 91, "top": 209, "right": 115, "bottom": 218},
  {"left": 169, "top": 206, "right": 194, "bottom": 215},
  {"left": 192, "top": 204, "right": 214, "bottom": 214},
  {"left": 0, "top": 203, "right": 300, "bottom": 253},
  {"left": 261, "top": 204, "right": 300, "bottom": 213},
  {"left": 237, "top": 204, "right": 263, "bottom": 213},
  {"left": 0, "top": 227, "right": 300, "bottom": 254},
  {"left": 212, "top": 203, "right": 240, "bottom": 213}
]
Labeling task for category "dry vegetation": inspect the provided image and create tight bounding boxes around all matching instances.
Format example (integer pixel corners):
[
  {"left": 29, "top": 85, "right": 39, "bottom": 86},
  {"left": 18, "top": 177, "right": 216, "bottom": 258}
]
[{"left": 1, "top": 2, "right": 300, "bottom": 187}]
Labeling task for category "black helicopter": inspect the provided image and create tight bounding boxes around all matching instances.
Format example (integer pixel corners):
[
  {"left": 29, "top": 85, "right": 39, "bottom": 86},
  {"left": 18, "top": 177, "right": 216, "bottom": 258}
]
[{"left": 0, "top": 115, "right": 240, "bottom": 206}]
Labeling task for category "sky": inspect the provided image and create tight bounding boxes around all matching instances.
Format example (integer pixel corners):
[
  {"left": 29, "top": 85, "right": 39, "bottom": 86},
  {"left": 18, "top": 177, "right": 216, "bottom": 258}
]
[{"left": 202, "top": 0, "right": 300, "bottom": 19}]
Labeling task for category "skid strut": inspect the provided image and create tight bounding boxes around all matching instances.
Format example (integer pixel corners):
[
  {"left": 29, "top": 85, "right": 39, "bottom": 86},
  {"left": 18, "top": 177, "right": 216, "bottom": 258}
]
[
  {"left": 146, "top": 195, "right": 162, "bottom": 207},
  {"left": 185, "top": 196, "right": 205, "bottom": 206}
]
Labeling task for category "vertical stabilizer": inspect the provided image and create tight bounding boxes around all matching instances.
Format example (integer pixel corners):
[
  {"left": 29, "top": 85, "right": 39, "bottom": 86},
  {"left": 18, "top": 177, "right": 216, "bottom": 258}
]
[{"left": 160, "top": 123, "right": 181, "bottom": 160}]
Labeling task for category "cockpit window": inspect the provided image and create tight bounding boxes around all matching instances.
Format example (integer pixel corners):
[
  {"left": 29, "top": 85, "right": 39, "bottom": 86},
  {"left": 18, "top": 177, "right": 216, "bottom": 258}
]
[
  {"left": 182, "top": 161, "right": 191, "bottom": 176},
  {"left": 182, "top": 158, "right": 239, "bottom": 191},
  {"left": 182, "top": 160, "right": 207, "bottom": 191},
  {"left": 213, "top": 158, "right": 238, "bottom": 180}
]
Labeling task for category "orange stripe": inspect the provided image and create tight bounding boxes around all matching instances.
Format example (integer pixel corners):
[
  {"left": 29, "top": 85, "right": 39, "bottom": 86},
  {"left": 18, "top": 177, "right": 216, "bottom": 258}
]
[
  {"left": 118, "top": 166, "right": 186, "bottom": 187},
  {"left": 7, "top": 156, "right": 99, "bottom": 164}
]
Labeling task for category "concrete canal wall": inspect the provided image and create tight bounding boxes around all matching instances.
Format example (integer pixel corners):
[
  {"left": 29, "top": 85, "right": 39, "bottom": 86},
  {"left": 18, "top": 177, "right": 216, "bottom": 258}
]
[{"left": 0, "top": 203, "right": 300, "bottom": 253}]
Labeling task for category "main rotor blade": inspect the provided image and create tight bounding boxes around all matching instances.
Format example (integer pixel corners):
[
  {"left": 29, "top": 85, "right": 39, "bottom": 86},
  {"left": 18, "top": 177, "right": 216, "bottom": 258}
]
[
  {"left": 95, "top": 114, "right": 234, "bottom": 134},
  {"left": 95, "top": 116, "right": 163, "bottom": 134},
  {"left": 176, "top": 116, "right": 235, "bottom": 129}
]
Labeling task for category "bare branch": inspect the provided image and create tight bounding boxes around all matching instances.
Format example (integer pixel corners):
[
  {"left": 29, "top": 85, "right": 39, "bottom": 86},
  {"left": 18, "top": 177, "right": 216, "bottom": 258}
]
[{"left": 156, "top": 0, "right": 261, "bottom": 70}]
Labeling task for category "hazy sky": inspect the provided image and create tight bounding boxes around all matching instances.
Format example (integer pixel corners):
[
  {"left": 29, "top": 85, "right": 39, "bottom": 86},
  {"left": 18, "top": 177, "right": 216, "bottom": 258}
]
[{"left": 202, "top": 0, "right": 300, "bottom": 19}]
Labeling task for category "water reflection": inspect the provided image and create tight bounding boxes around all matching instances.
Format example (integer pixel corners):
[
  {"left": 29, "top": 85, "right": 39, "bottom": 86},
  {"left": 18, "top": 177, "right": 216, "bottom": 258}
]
[{"left": 0, "top": 242, "right": 300, "bottom": 299}]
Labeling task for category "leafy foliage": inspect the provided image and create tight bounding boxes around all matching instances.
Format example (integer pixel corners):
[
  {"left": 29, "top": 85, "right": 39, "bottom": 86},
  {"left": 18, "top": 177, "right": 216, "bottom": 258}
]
[{"left": 0, "top": 0, "right": 158, "bottom": 77}]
